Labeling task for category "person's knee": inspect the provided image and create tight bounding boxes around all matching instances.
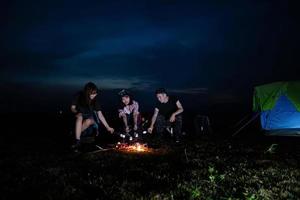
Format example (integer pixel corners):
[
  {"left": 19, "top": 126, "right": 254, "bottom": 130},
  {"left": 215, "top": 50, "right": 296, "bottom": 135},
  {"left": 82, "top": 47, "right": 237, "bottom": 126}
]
[
  {"left": 120, "top": 113, "right": 126, "bottom": 118},
  {"left": 85, "top": 118, "right": 95, "bottom": 126},
  {"left": 133, "top": 112, "right": 139, "bottom": 118},
  {"left": 76, "top": 114, "right": 83, "bottom": 120}
]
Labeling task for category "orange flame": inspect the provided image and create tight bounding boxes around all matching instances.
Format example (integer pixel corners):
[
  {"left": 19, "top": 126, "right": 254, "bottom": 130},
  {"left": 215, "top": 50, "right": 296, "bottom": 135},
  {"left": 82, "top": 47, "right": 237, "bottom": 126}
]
[{"left": 116, "top": 142, "right": 151, "bottom": 153}]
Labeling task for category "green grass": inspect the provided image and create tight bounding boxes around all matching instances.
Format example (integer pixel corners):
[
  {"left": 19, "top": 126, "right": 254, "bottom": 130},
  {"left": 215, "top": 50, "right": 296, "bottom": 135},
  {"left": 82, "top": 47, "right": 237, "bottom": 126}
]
[{"left": 0, "top": 137, "right": 299, "bottom": 199}]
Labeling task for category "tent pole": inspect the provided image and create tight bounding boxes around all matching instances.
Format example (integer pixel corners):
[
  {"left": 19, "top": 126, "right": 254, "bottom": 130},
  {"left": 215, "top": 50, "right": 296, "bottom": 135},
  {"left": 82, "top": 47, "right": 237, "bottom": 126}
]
[
  {"left": 232, "top": 112, "right": 260, "bottom": 136},
  {"left": 232, "top": 113, "right": 252, "bottom": 128},
  {"left": 232, "top": 84, "right": 284, "bottom": 137}
]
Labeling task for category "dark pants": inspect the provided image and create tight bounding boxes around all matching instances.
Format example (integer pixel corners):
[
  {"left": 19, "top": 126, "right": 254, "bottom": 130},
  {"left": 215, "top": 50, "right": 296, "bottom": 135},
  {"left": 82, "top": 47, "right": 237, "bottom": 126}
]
[
  {"left": 155, "top": 114, "right": 182, "bottom": 139},
  {"left": 120, "top": 113, "right": 141, "bottom": 130}
]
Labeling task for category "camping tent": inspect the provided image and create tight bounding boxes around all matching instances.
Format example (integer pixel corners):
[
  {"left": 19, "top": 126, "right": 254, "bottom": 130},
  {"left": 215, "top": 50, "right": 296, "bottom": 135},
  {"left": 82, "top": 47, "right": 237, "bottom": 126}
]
[{"left": 253, "top": 81, "right": 300, "bottom": 135}]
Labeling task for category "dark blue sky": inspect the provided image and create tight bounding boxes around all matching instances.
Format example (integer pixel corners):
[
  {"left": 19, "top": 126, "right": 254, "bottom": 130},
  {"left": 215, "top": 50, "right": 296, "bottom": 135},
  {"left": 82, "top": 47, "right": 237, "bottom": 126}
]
[{"left": 0, "top": 0, "right": 298, "bottom": 112}]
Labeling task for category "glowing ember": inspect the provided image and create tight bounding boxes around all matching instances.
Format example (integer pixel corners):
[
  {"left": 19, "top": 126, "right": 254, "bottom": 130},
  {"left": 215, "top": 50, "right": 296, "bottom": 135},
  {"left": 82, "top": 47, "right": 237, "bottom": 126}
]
[{"left": 116, "top": 142, "right": 151, "bottom": 153}]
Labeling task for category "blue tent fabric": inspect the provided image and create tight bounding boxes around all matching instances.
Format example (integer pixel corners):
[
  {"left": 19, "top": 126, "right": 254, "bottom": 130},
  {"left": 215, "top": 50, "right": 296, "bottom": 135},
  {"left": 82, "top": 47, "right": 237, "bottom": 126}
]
[{"left": 260, "top": 95, "right": 300, "bottom": 130}]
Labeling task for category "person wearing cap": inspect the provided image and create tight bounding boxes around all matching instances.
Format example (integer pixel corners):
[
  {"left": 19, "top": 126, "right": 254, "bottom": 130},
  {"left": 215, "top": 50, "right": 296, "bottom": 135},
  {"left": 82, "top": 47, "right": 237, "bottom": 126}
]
[
  {"left": 118, "top": 89, "right": 140, "bottom": 133},
  {"left": 70, "top": 82, "right": 114, "bottom": 148},
  {"left": 147, "top": 88, "right": 184, "bottom": 142}
]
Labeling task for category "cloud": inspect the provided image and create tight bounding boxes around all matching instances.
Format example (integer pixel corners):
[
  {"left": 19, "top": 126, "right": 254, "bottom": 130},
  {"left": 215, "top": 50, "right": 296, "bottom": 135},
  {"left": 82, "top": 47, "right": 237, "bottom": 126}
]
[
  {"left": 168, "top": 87, "right": 208, "bottom": 94},
  {"left": 54, "top": 29, "right": 172, "bottom": 69},
  {"left": 96, "top": 77, "right": 157, "bottom": 90},
  {"left": 10, "top": 75, "right": 157, "bottom": 91},
  {"left": 210, "top": 90, "right": 241, "bottom": 103}
]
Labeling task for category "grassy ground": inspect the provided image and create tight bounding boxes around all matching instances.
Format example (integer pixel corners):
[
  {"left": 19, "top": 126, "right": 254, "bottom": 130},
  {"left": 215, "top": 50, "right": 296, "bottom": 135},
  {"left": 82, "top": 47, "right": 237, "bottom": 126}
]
[{"left": 0, "top": 133, "right": 299, "bottom": 200}]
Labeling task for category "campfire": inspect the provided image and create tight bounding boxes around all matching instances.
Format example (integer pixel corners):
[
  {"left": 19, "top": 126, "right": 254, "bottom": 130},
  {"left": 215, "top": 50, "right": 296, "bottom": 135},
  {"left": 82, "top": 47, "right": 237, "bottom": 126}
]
[
  {"left": 115, "top": 142, "right": 152, "bottom": 153},
  {"left": 115, "top": 130, "right": 168, "bottom": 154}
]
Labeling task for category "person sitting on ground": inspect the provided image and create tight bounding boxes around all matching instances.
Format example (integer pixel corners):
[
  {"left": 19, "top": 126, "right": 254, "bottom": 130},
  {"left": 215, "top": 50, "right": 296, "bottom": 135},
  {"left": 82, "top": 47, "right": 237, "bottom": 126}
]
[
  {"left": 71, "top": 82, "right": 114, "bottom": 148},
  {"left": 147, "top": 88, "right": 184, "bottom": 142},
  {"left": 118, "top": 89, "right": 141, "bottom": 133}
]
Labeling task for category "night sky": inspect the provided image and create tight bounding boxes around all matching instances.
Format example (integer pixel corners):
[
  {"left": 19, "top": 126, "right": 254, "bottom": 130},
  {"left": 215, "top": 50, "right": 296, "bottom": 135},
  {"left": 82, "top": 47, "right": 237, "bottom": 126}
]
[{"left": 0, "top": 0, "right": 298, "bottom": 113}]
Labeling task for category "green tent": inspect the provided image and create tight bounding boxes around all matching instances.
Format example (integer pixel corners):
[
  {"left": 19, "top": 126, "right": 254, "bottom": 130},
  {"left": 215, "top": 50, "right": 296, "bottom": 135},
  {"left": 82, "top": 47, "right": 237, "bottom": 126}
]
[
  {"left": 253, "top": 81, "right": 300, "bottom": 135},
  {"left": 253, "top": 81, "right": 300, "bottom": 112}
]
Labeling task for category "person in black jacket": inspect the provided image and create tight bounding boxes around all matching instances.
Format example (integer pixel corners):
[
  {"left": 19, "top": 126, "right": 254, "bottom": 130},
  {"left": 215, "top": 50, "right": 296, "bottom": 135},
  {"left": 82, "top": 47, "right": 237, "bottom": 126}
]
[
  {"left": 71, "top": 82, "right": 114, "bottom": 147},
  {"left": 148, "top": 88, "right": 184, "bottom": 142}
]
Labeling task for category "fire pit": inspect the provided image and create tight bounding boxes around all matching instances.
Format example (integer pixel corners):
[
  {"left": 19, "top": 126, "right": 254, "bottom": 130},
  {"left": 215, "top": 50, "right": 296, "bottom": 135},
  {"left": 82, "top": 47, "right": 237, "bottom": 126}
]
[
  {"left": 114, "top": 130, "right": 169, "bottom": 154},
  {"left": 114, "top": 142, "right": 170, "bottom": 155},
  {"left": 115, "top": 142, "right": 153, "bottom": 153}
]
